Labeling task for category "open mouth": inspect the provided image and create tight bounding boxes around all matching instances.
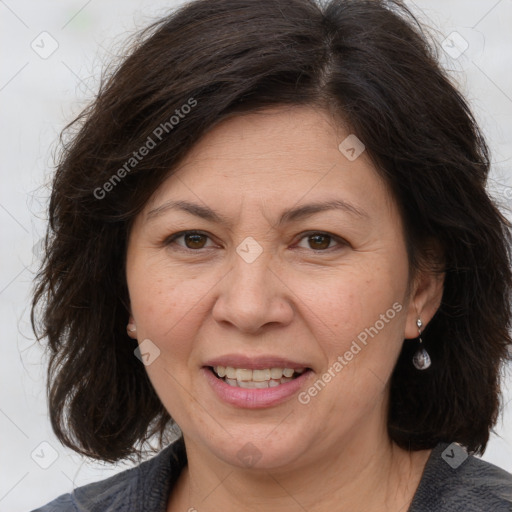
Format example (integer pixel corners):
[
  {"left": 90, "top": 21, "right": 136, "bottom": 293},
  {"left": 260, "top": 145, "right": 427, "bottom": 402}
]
[{"left": 208, "top": 366, "right": 310, "bottom": 388}]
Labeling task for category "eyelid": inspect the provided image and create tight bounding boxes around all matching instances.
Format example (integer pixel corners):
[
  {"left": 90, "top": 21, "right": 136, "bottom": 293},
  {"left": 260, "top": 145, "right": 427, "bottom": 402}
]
[{"left": 164, "top": 229, "right": 348, "bottom": 252}]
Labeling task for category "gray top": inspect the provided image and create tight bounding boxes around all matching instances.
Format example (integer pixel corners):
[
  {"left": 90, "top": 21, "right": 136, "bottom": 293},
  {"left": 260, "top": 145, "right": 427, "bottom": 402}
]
[{"left": 31, "top": 438, "right": 512, "bottom": 511}]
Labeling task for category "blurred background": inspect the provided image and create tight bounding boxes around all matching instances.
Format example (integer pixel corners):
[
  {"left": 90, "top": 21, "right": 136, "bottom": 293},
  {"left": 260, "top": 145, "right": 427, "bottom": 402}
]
[{"left": 1, "top": 1, "right": 511, "bottom": 510}]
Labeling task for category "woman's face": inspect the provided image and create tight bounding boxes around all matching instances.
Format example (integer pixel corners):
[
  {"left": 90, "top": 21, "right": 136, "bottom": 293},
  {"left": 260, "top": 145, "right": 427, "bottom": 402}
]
[{"left": 126, "top": 106, "right": 427, "bottom": 470}]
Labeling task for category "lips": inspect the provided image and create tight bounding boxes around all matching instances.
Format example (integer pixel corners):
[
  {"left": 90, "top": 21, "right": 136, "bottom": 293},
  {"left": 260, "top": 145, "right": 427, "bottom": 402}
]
[
  {"left": 201, "top": 354, "right": 313, "bottom": 408},
  {"left": 202, "top": 365, "right": 313, "bottom": 408}
]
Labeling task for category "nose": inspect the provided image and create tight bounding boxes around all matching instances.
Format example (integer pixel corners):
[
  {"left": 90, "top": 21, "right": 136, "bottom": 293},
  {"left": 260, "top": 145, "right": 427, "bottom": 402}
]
[{"left": 211, "top": 249, "right": 294, "bottom": 335}]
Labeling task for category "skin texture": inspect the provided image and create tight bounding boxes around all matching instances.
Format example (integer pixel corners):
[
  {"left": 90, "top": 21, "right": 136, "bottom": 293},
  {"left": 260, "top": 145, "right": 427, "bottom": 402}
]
[{"left": 126, "top": 106, "right": 444, "bottom": 511}]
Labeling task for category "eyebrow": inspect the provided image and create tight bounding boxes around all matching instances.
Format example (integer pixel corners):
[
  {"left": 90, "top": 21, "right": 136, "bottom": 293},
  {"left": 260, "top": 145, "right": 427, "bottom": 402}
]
[{"left": 146, "top": 198, "right": 369, "bottom": 226}]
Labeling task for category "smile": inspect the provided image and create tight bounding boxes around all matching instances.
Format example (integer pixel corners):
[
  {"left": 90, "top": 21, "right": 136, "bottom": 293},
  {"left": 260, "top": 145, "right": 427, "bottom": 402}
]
[
  {"left": 211, "top": 366, "right": 306, "bottom": 388},
  {"left": 203, "top": 364, "right": 313, "bottom": 408}
]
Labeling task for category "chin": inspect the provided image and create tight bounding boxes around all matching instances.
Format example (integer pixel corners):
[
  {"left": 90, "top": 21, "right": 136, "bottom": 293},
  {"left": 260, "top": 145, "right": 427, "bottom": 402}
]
[{"left": 197, "top": 427, "right": 311, "bottom": 471}]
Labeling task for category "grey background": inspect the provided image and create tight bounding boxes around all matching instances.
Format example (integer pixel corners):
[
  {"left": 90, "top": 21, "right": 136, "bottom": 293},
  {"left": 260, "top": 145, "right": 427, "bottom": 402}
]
[{"left": 1, "top": 1, "right": 511, "bottom": 510}]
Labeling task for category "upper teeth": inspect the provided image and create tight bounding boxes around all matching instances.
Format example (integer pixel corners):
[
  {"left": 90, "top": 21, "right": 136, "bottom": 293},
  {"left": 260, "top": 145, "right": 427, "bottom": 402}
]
[{"left": 214, "top": 366, "right": 305, "bottom": 381}]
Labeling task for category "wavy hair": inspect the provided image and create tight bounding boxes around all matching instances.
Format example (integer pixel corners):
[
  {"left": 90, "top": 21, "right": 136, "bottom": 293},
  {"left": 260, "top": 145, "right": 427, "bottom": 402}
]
[{"left": 32, "top": 0, "right": 512, "bottom": 461}]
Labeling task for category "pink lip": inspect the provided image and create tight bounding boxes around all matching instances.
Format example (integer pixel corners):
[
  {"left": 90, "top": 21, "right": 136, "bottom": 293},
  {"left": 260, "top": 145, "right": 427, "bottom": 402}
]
[
  {"left": 203, "top": 354, "right": 310, "bottom": 370},
  {"left": 202, "top": 367, "right": 313, "bottom": 409}
]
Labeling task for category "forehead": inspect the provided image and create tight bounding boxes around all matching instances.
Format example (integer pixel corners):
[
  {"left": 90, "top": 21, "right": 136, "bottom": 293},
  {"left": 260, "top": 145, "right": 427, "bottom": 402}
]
[
  {"left": 173, "top": 106, "right": 349, "bottom": 179},
  {"left": 142, "top": 106, "right": 395, "bottom": 223}
]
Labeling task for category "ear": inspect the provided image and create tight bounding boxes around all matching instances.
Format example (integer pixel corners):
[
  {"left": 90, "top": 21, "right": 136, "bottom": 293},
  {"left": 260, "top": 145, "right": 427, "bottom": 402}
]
[
  {"left": 127, "top": 314, "right": 137, "bottom": 339},
  {"left": 404, "top": 264, "right": 445, "bottom": 340}
]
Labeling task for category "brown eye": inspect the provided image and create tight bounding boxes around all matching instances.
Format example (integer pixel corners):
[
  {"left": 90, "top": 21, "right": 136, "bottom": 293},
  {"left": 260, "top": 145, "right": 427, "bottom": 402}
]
[
  {"left": 296, "top": 232, "right": 345, "bottom": 252},
  {"left": 308, "top": 234, "right": 332, "bottom": 250},
  {"left": 165, "top": 231, "right": 214, "bottom": 251},
  {"left": 183, "top": 233, "right": 208, "bottom": 249}
]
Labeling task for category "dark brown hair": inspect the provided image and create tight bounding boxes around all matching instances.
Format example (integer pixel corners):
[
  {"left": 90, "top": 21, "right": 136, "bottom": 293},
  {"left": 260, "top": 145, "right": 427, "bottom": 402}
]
[{"left": 32, "top": 0, "right": 512, "bottom": 462}]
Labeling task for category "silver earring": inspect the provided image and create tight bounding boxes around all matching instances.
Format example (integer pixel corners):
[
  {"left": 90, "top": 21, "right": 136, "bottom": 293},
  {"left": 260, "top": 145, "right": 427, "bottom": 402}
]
[
  {"left": 127, "top": 323, "right": 137, "bottom": 333},
  {"left": 413, "top": 318, "right": 431, "bottom": 370}
]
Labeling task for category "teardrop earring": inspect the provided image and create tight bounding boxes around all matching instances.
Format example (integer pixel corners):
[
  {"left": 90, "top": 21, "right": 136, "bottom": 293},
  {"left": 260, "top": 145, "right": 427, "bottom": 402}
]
[{"left": 413, "top": 318, "right": 431, "bottom": 370}]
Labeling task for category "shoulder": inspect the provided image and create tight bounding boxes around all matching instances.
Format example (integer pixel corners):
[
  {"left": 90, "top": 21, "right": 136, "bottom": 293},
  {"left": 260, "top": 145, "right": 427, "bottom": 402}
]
[
  {"left": 30, "top": 437, "right": 187, "bottom": 512},
  {"left": 410, "top": 442, "right": 512, "bottom": 512}
]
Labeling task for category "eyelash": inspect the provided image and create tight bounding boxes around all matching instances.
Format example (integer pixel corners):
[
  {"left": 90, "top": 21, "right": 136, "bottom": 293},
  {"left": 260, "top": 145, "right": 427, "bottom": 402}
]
[{"left": 163, "top": 230, "right": 348, "bottom": 253}]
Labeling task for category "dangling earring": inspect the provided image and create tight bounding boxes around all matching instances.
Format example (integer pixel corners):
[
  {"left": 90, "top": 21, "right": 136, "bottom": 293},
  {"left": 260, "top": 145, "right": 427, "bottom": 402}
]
[{"left": 413, "top": 318, "right": 431, "bottom": 370}]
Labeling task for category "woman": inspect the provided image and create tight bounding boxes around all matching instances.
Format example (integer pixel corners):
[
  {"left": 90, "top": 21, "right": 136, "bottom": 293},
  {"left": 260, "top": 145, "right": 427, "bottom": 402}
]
[{"left": 31, "top": 0, "right": 512, "bottom": 510}]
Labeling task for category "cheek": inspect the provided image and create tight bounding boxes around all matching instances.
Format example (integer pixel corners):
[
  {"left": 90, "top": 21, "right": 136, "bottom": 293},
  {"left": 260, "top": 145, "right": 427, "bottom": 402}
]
[
  {"left": 127, "top": 257, "right": 222, "bottom": 369},
  {"left": 131, "top": 275, "right": 200, "bottom": 339},
  {"left": 128, "top": 250, "right": 185, "bottom": 317},
  {"left": 126, "top": 268, "right": 208, "bottom": 409},
  {"left": 294, "top": 262, "right": 405, "bottom": 355},
  {"left": 297, "top": 267, "right": 407, "bottom": 421}
]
